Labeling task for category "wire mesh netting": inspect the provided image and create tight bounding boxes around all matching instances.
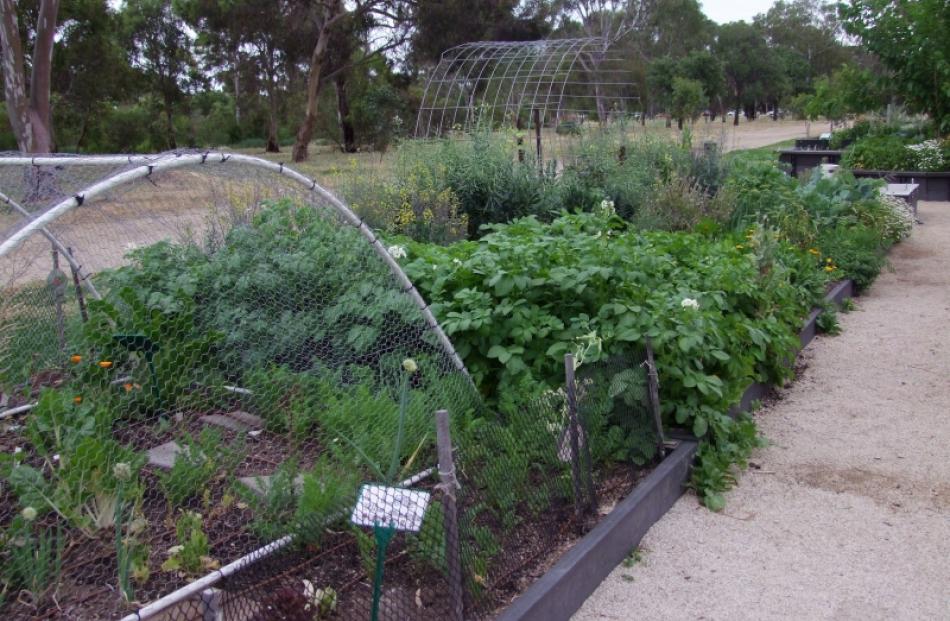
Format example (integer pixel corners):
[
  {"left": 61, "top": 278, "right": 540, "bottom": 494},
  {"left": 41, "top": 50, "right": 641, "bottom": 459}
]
[
  {"left": 0, "top": 153, "right": 663, "bottom": 620},
  {"left": 414, "top": 38, "right": 639, "bottom": 164}
]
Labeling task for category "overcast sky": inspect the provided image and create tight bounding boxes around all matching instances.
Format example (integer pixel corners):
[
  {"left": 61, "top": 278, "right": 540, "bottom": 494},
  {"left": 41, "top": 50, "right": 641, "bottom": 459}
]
[{"left": 700, "top": 0, "right": 777, "bottom": 24}]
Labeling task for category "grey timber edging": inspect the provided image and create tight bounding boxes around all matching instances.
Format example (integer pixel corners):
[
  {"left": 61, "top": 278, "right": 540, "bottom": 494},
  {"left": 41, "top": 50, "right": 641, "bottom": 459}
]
[{"left": 494, "top": 440, "right": 698, "bottom": 621}]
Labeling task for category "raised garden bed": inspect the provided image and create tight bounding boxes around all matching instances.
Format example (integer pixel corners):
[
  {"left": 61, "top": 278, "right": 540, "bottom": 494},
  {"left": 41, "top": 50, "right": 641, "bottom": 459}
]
[
  {"left": 794, "top": 138, "right": 830, "bottom": 150},
  {"left": 778, "top": 149, "right": 843, "bottom": 177},
  {"left": 850, "top": 169, "right": 950, "bottom": 202},
  {"left": 496, "top": 279, "right": 857, "bottom": 621}
]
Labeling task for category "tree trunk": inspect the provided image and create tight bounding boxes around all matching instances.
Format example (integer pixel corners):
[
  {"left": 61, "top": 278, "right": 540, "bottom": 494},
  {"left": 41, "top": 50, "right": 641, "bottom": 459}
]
[
  {"left": 335, "top": 73, "right": 356, "bottom": 153},
  {"left": 292, "top": 3, "right": 339, "bottom": 163},
  {"left": 677, "top": 117, "right": 683, "bottom": 130},
  {"left": 231, "top": 47, "right": 241, "bottom": 125},
  {"left": 75, "top": 111, "right": 89, "bottom": 151},
  {"left": 164, "top": 97, "right": 177, "bottom": 149},
  {"left": 233, "top": 67, "right": 241, "bottom": 125},
  {"left": 733, "top": 101, "right": 740, "bottom": 126},
  {"left": 0, "top": 0, "right": 59, "bottom": 154},
  {"left": 265, "top": 73, "right": 279, "bottom": 152}
]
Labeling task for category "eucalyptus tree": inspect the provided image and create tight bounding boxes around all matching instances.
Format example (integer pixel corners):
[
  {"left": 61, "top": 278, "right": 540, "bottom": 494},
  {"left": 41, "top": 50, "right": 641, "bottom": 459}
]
[
  {"left": 0, "top": 0, "right": 60, "bottom": 153},
  {"left": 840, "top": 0, "right": 950, "bottom": 133},
  {"left": 291, "top": 0, "right": 414, "bottom": 162},
  {"left": 54, "top": 0, "right": 135, "bottom": 151},
  {"left": 558, "top": 0, "right": 657, "bottom": 122},
  {"left": 715, "top": 21, "right": 782, "bottom": 125},
  {"left": 122, "top": 0, "right": 196, "bottom": 149},
  {"left": 177, "top": 0, "right": 300, "bottom": 151}
]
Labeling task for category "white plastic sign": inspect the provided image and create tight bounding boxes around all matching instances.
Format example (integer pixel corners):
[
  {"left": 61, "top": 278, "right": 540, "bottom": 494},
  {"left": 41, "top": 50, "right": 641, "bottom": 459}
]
[{"left": 350, "top": 484, "right": 431, "bottom": 532}]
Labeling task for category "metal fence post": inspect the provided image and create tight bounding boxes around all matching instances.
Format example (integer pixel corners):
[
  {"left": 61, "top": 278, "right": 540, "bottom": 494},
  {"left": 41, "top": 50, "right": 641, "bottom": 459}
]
[
  {"left": 200, "top": 587, "right": 222, "bottom": 621},
  {"left": 645, "top": 339, "right": 668, "bottom": 457},
  {"left": 563, "top": 354, "right": 586, "bottom": 517},
  {"left": 435, "top": 409, "right": 464, "bottom": 621}
]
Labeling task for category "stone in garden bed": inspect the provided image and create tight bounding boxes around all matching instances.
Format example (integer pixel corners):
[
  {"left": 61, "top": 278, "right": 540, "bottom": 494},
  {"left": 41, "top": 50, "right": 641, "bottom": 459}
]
[
  {"left": 147, "top": 440, "right": 184, "bottom": 470},
  {"left": 238, "top": 473, "right": 305, "bottom": 497},
  {"left": 200, "top": 410, "right": 264, "bottom": 433}
]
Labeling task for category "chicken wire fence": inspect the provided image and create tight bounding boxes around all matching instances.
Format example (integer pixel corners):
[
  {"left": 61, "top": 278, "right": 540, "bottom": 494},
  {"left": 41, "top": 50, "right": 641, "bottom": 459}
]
[{"left": 0, "top": 152, "right": 663, "bottom": 620}]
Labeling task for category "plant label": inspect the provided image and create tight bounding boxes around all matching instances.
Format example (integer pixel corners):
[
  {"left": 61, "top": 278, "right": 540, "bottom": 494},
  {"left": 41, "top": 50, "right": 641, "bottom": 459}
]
[{"left": 351, "top": 484, "right": 430, "bottom": 532}]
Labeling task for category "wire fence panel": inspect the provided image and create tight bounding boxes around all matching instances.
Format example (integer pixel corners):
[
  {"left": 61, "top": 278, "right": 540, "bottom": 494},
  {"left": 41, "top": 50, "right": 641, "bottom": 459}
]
[{"left": 0, "top": 153, "right": 661, "bottom": 620}]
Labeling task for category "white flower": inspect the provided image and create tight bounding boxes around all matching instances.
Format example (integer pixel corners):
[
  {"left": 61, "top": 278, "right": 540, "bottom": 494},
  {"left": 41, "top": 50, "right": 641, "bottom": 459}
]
[
  {"left": 113, "top": 462, "right": 132, "bottom": 482},
  {"left": 302, "top": 580, "right": 337, "bottom": 614},
  {"left": 52, "top": 454, "right": 60, "bottom": 462},
  {"left": 452, "top": 258, "right": 462, "bottom": 266},
  {"left": 13, "top": 446, "right": 22, "bottom": 455},
  {"left": 402, "top": 358, "right": 418, "bottom": 374},
  {"left": 907, "top": 140, "right": 944, "bottom": 171},
  {"left": 21, "top": 507, "right": 37, "bottom": 522},
  {"left": 681, "top": 297, "right": 700, "bottom": 310},
  {"left": 387, "top": 245, "right": 407, "bottom": 260},
  {"left": 597, "top": 198, "right": 615, "bottom": 217}
]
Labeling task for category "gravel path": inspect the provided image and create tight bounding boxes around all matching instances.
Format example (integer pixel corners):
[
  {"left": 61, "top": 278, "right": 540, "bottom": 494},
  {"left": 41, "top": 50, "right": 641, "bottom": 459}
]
[{"left": 573, "top": 200, "right": 950, "bottom": 621}]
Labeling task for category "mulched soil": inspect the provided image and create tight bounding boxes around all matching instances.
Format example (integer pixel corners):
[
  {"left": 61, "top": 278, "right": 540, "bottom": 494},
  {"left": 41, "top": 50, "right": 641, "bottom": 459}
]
[{"left": 0, "top": 387, "right": 658, "bottom": 621}]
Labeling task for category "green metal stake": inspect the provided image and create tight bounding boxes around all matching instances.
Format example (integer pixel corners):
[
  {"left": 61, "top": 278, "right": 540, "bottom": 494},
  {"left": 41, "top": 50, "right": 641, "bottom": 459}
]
[{"left": 370, "top": 523, "right": 396, "bottom": 621}]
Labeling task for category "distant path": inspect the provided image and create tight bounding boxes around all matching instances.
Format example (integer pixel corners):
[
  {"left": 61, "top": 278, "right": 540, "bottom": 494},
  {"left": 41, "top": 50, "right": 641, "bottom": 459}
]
[
  {"left": 682, "top": 118, "right": 815, "bottom": 152},
  {"left": 573, "top": 200, "right": 950, "bottom": 621}
]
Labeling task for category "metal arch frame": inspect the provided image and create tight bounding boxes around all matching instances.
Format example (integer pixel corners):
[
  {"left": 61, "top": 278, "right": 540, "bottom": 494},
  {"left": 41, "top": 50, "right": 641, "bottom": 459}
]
[
  {"left": 0, "top": 152, "right": 470, "bottom": 379},
  {"left": 0, "top": 189, "right": 101, "bottom": 299},
  {"left": 414, "top": 37, "right": 637, "bottom": 140}
]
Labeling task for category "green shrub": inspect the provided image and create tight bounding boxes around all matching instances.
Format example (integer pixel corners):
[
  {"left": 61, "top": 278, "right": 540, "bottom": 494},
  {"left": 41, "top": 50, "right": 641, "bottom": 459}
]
[
  {"left": 403, "top": 211, "right": 824, "bottom": 444},
  {"left": 842, "top": 134, "right": 916, "bottom": 171},
  {"left": 817, "top": 224, "right": 889, "bottom": 291}
]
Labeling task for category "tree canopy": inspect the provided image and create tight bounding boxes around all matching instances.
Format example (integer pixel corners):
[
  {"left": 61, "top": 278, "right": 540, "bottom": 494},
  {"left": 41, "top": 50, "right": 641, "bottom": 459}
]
[{"left": 0, "top": 0, "right": 939, "bottom": 157}]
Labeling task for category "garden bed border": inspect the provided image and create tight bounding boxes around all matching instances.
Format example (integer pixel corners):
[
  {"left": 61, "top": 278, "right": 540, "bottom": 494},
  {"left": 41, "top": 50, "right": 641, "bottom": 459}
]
[{"left": 497, "top": 279, "right": 855, "bottom": 621}]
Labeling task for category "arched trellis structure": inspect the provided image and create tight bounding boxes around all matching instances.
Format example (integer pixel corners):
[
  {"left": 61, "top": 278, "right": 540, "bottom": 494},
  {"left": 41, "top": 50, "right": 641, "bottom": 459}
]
[
  {"left": 0, "top": 152, "right": 484, "bottom": 620},
  {"left": 414, "top": 37, "right": 639, "bottom": 142},
  {"left": 0, "top": 152, "right": 468, "bottom": 377}
]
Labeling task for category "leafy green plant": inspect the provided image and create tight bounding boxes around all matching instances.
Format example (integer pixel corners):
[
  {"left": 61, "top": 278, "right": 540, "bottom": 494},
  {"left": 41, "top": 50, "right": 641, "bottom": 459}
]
[
  {"left": 294, "top": 457, "right": 360, "bottom": 545},
  {"left": 622, "top": 546, "right": 643, "bottom": 568},
  {"left": 158, "top": 428, "right": 243, "bottom": 508},
  {"left": 816, "top": 303, "right": 842, "bottom": 336},
  {"left": 161, "top": 511, "right": 214, "bottom": 575},
  {"left": 114, "top": 461, "right": 149, "bottom": 601},
  {"left": 0, "top": 512, "right": 64, "bottom": 607},
  {"left": 841, "top": 134, "right": 917, "bottom": 171},
  {"left": 690, "top": 413, "right": 762, "bottom": 511}
]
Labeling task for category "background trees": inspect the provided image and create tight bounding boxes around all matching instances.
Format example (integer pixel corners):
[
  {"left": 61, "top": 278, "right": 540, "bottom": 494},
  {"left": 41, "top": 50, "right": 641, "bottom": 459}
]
[
  {"left": 0, "top": 0, "right": 936, "bottom": 158},
  {"left": 839, "top": 0, "right": 950, "bottom": 133}
]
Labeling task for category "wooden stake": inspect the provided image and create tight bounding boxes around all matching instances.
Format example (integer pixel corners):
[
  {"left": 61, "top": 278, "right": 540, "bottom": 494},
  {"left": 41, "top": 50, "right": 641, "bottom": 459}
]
[
  {"left": 435, "top": 409, "right": 463, "bottom": 621},
  {"left": 67, "top": 247, "right": 88, "bottom": 323},
  {"left": 645, "top": 339, "right": 667, "bottom": 457},
  {"left": 563, "top": 354, "right": 585, "bottom": 517},
  {"left": 533, "top": 108, "right": 543, "bottom": 169},
  {"left": 50, "top": 247, "right": 66, "bottom": 356}
]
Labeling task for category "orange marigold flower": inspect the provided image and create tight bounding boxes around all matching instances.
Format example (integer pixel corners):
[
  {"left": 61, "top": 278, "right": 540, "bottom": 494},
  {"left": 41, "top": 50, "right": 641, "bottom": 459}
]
[
  {"left": 98, "top": 360, "right": 113, "bottom": 369},
  {"left": 73, "top": 395, "right": 83, "bottom": 404},
  {"left": 70, "top": 354, "right": 82, "bottom": 364},
  {"left": 123, "top": 383, "right": 134, "bottom": 393}
]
